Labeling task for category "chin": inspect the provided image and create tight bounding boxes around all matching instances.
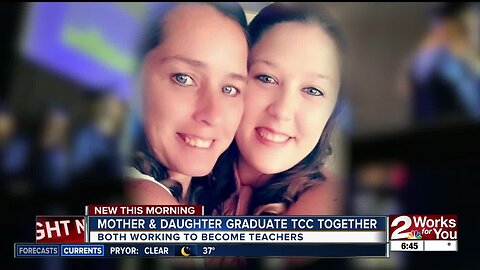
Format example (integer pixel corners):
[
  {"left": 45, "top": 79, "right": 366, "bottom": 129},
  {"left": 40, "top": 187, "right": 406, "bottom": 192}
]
[
  {"left": 253, "top": 161, "right": 289, "bottom": 175},
  {"left": 180, "top": 165, "right": 214, "bottom": 178},
  {"left": 188, "top": 171, "right": 211, "bottom": 177}
]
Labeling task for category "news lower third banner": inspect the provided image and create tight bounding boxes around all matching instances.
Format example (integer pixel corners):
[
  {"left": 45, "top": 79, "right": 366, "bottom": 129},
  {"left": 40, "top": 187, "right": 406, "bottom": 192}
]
[
  {"left": 14, "top": 205, "right": 458, "bottom": 257},
  {"left": 15, "top": 243, "right": 387, "bottom": 257}
]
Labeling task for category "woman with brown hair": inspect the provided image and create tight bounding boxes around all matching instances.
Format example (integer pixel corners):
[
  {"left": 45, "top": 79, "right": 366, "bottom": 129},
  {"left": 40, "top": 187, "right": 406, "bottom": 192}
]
[{"left": 212, "top": 2, "right": 346, "bottom": 217}]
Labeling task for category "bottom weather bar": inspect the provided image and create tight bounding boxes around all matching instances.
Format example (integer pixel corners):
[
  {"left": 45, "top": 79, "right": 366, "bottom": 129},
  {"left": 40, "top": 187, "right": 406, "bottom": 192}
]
[{"left": 15, "top": 243, "right": 387, "bottom": 257}]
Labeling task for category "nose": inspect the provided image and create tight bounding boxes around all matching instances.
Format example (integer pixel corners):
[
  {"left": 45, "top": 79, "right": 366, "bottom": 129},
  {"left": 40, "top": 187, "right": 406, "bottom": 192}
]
[
  {"left": 192, "top": 86, "right": 223, "bottom": 127},
  {"left": 266, "top": 86, "right": 297, "bottom": 121}
]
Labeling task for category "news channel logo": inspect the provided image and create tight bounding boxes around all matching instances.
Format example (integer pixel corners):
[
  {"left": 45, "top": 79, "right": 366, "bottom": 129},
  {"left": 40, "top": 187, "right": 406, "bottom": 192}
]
[
  {"left": 175, "top": 245, "right": 196, "bottom": 257},
  {"left": 389, "top": 215, "right": 457, "bottom": 240}
]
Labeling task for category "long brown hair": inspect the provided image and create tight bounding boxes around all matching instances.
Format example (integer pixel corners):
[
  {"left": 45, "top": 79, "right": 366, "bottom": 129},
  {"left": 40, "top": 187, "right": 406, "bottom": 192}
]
[
  {"left": 214, "top": 2, "right": 346, "bottom": 215},
  {"left": 130, "top": 128, "right": 215, "bottom": 206}
]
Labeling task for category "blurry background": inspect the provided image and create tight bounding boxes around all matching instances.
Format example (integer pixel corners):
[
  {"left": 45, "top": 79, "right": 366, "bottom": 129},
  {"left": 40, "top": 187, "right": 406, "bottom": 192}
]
[{"left": 2, "top": 2, "right": 479, "bottom": 270}]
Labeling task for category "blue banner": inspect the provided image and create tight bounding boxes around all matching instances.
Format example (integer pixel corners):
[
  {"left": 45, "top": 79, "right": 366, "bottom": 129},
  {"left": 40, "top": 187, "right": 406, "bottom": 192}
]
[
  {"left": 15, "top": 243, "right": 387, "bottom": 257},
  {"left": 88, "top": 216, "right": 386, "bottom": 231}
]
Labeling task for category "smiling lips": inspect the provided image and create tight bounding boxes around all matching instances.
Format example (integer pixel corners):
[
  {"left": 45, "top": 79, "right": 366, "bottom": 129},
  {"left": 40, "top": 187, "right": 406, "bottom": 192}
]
[
  {"left": 256, "top": 127, "right": 292, "bottom": 144},
  {"left": 178, "top": 133, "right": 214, "bottom": 149},
  {"left": 178, "top": 127, "right": 291, "bottom": 149}
]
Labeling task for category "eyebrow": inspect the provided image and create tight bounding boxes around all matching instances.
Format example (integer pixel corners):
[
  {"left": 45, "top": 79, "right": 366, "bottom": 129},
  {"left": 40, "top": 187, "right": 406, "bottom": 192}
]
[
  {"left": 250, "top": 59, "right": 277, "bottom": 68},
  {"left": 161, "top": 55, "right": 247, "bottom": 83},
  {"left": 160, "top": 55, "right": 206, "bottom": 68},
  {"left": 251, "top": 59, "right": 331, "bottom": 81},
  {"left": 308, "top": 72, "right": 330, "bottom": 81},
  {"left": 227, "top": 73, "right": 247, "bottom": 84}
]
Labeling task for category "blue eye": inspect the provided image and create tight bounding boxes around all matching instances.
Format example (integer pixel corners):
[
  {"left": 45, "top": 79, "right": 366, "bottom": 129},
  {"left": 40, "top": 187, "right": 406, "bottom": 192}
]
[
  {"left": 222, "top": 86, "right": 240, "bottom": 97},
  {"left": 302, "top": 87, "right": 324, "bottom": 97},
  {"left": 172, "top": 73, "right": 195, "bottom": 86},
  {"left": 256, "top": 74, "right": 277, "bottom": 84}
]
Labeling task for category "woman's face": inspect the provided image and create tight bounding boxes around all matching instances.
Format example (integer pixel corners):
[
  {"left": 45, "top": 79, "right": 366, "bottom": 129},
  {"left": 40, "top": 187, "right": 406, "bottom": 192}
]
[
  {"left": 236, "top": 21, "right": 340, "bottom": 174},
  {"left": 142, "top": 4, "right": 248, "bottom": 177}
]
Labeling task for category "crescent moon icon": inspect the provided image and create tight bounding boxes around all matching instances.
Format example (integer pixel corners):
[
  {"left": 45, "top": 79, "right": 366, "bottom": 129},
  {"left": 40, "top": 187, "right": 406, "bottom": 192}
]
[{"left": 181, "top": 246, "right": 190, "bottom": 257}]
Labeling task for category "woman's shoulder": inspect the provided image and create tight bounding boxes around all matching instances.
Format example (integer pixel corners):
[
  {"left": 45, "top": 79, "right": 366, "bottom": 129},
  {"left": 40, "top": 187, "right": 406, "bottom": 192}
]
[
  {"left": 285, "top": 170, "right": 344, "bottom": 215},
  {"left": 126, "top": 178, "right": 179, "bottom": 205},
  {"left": 125, "top": 167, "right": 179, "bottom": 205}
]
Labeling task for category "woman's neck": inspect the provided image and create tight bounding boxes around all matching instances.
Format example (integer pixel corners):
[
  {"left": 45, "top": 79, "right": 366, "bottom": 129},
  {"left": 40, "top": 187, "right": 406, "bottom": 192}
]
[
  {"left": 237, "top": 157, "right": 272, "bottom": 188},
  {"left": 167, "top": 170, "right": 192, "bottom": 201}
]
